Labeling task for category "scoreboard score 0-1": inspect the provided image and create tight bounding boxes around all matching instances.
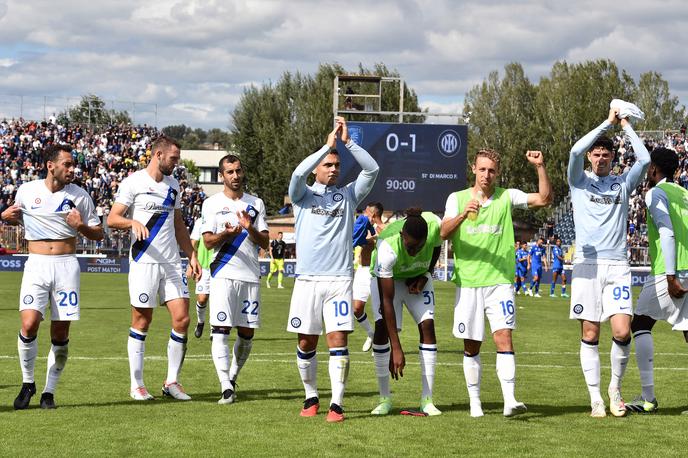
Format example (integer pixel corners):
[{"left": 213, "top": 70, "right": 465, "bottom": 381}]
[{"left": 336, "top": 122, "right": 467, "bottom": 212}]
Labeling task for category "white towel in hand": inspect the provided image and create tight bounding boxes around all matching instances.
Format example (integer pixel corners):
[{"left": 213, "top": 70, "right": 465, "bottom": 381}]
[{"left": 610, "top": 99, "right": 645, "bottom": 122}]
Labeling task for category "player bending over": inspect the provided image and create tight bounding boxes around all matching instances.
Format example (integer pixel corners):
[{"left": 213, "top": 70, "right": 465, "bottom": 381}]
[{"left": 369, "top": 208, "right": 442, "bottom": 416}]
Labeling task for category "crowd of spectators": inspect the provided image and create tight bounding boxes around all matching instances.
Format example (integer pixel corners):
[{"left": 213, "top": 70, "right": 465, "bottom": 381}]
[{"left": 0, "top": 118, "right": 205, "bottom": 238}]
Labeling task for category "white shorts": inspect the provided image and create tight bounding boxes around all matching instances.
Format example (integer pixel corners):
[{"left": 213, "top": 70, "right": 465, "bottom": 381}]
[
  {"left": 195, "top": 268, "right": 211, "bottom": 295},
  {"left": 287, "top": 278, "right": 353, "bottom": 335},
  {"left": 209, "top": 278, "right": 261, "bottom": 328},
  {"left": 371, "top": 275, "right": 435, "bottom": 330},
  {"left": 128, "top": 262, "right": 189, "bottom": 308},
  {"left": 19, "top": 254, "right": 81, "bottom": 321},
  {"left": 353, "top": 265, "right": 372, "bottom": 302},
  {"left": 636, "top": 274, "right": 688, "bottom": 331},
  {"left": 569, "top": 262, "right": 632, "bottom": 322},
  {"left": 453, "top": 284, "right": 515, "bottom": 341}
]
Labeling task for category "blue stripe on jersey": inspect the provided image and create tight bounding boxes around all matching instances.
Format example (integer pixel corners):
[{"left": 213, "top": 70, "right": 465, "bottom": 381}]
[
  {"left": 209, "top": 205, "right": 257, "bottom": 277},
  {"left": 55, "top": 198, "right": 76, "bottom": 212},
  {"left": 132, "top": 186, "right": 178, "bottom": 262}
]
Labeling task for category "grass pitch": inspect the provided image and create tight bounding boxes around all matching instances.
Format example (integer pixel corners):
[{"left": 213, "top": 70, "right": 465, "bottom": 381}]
[{"left": 1, "top": 272, "right": 687, "bottom": 456}]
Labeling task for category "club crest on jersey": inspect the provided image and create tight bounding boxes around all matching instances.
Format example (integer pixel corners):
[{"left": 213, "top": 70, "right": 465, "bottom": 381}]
[
  {"left": 217, "top": 312, "right": 227, "bottom": 322},
  {"left": 290, "top": 317, "right": 302, "bottom": 328},
  {"left": 611, "top": 183, "right": 621, "bottom": 191},
  {"left": 139, "top": 293, "right": 149, "bottom": 304},
  {"left": 573, "top": 304, "right": 584, "bottom": 314},
  {"left": 23, "top": 295, "right": 34, "bottom": 305},
  {"left": 458, "top": 322, "right": 466, "bottom": 333},
  {"left": 57, "top": 198, "right": 76, "bottom": 212},
  {"left": 333, "top": 193, "right": 344, "bottom": 202}
]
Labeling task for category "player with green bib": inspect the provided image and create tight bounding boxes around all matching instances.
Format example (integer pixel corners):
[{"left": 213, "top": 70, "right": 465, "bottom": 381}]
[
  {"left": 190, "top": 217, "right": 213, "bottom": 338},
  {"left": 369, "top": 208, "right": 443, "bottom": 416},
  {"left": 441, "top": 148, "right": 552, "bottom": 417},
  {"left": 627, "top": 147, "right": 688, "bottom": 414}
]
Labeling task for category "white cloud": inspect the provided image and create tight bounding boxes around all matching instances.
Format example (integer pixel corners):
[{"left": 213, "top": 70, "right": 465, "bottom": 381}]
[{"left": 0, "top": 0, "right": 686, "bottom": 129}]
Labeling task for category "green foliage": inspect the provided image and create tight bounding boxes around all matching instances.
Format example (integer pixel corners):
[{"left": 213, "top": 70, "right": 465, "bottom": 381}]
[
  {"left": 162, "top": 124, "right": 232, "bottom": 150},
  {"left": 465, "top": 59, "right": 686, "bottom": 223},
  {"left": 181, "top": 159, "right": 200, "bottom": 182},
  {"left": 231, "top": 63, "right": 425, "bottom": 213},
  {"left": 58, "top": 94, "right": 132, "bottom": 127}
]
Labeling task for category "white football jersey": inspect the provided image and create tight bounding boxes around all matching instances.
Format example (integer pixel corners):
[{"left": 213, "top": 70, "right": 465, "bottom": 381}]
[
  {"left": 115, "top": 169, "right": 182, "bottom": 264},
  {"left": 15, "top": 179, "right": 99, "bottom": 240},
  {"left": 200, "top": 192, "right": 268, "bottom": 283}
]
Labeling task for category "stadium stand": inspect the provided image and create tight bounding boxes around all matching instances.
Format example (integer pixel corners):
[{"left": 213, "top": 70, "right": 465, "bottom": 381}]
[{"left": 0, "top": 118, "right": 206, "bottom": 253}]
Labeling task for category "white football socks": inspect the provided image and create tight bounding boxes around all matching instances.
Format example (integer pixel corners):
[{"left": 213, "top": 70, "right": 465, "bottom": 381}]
[
  {"left": 463, "top": 353, "right": 483, "bottom": 416},
  {"left": 196, "top": 301, "right": 207, "bottom": 324},
  {"left": 229, "top": 334, "right": 253, "bottom": 383},
  {"left": 127, "top": 328, "right": 147, "bottom": 390},
  {"left": 496, "top": 351, "right": 517, "bottom": 406},
  {"left": 297, "top": 347, "right": 318, "bottom": 399},
  {"left": 329, "top": 347, "right": 349, "bottom": 407},
  {"left": 44, "top": 340, "right": 69, "bottom": 394},
  {"left": 212, "top": 330, "right": 232, "bottom": 392},
  {"left": 372, "top": 343, "right": 391, "bottom": 398},
  {"left": 633, "top": 330, "right": 655, "bottom": 400},
  {"left": 580, "top": 340, "right": 603, "bottom": 403},
  {"left": 356, "top": 312, "right": 374, "bottom": 338},
  {"left": 166, "top": 329, "right": 187, "bottom": 385},
  {"left": 419, "top": 344, "right": 437, "bottom": 399},
  {"left": 610, "top": 337, "right": 631, "bottom": 390},
  {"left": 18, "top": 332, "right": 38, "bottom": 383}
]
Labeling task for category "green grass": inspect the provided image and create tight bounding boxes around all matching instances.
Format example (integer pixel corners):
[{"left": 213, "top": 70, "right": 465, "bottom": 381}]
[{"left": 0, "top": 272, "right": 687, "bottom": 456}]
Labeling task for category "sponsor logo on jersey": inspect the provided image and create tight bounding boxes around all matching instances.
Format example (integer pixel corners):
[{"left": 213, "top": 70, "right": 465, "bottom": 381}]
[
  {"left": 465, "top": 224, "right": 503, "bottom": 235},
  {"left": 144, "top": 202, "right": 174, "bottom": 212},
  {"left": 290, "top": 317, "right": 302, "bottom": 328},
  {"left": 310, "top": 206, "right": 345, "bottom": 218},
  {"left": 588, "top": 194, "right": 622, "bottom": 205},
  {"left": 23, "top": 295, "right": 34, "bottom": 305},
  {"left": 139, "top": 293, "right": 149, "bottom": 303},
  {"left": 573, "top": 304, "right": 584, "bottom": 314},
  {"left": 217, "top": 311, "right": 227, "bottom": 322}
]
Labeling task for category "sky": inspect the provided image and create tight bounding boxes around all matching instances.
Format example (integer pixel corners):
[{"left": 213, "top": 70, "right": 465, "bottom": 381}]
[{"left": 0, "top": 0, "right": 686, "bottom": 130}]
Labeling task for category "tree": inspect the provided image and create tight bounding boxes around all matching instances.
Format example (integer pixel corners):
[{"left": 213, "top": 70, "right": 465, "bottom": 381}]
[
  {"left": 161, "top": 124, "right": 232, "bottom": 150},
  {"left": 231, "top": 63, "right": 425, "bottom": 213},
  {"left": 465, "top": 59, "right": 685, "bottom": 223},
  {"left": 58, "top": 94, "right": 131, "bottom": 127}
]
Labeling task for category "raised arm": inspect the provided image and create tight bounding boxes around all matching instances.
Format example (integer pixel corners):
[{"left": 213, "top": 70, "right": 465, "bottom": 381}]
[
  {"left": 621, "top": 118, "right": 651, "bottom": 190},
  {"left": 524, "top": 151, "right": 553, "bottom": 208},
  {"left": 568, "top": 109, "right": 616, "bottom": 186},
  {"left": 338, "top": 118, "right": 379, "bottom": 204},
  {"left": 289, "top": 123, "right": 341, "bottom": 203}
]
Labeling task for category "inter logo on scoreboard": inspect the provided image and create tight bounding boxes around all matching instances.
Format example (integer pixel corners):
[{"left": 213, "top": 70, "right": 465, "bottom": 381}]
[{"left": 438, "top": 130, "right": 461, "bottom": 158}]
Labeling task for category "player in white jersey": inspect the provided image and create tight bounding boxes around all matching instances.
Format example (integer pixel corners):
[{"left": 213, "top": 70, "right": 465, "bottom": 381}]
[
  {"left": 190, "top": 218, "right": 210, "bottom": 338},
  {"left": 1, "top": 144, "right": 103, "bottom": 409},
  {"left": 568, "top": 107, "right": 650, "bottom": 418},
  {"left": 627, "top": 148, "right": 688, "bottom": 414},
  {"left": 287, "top": 116, "right": 379, "bottom": 423},
  {"left": 107, "top": 136, "right": 201, "bottom": 401},
  {"left": 200, "top": 154, "right": 269, "bottom": 404}
]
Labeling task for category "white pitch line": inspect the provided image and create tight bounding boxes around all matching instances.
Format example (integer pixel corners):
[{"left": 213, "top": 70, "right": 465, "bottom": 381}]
[{"left": 0, "top": 354, "right": 686, "bottom": 371}]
